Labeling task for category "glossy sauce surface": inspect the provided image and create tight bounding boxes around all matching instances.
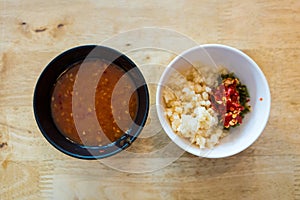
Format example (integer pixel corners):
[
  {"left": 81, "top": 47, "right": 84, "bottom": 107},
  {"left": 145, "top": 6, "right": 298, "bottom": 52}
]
[{"left": 51, "top": 59, "right": 138, "bottom": 146}]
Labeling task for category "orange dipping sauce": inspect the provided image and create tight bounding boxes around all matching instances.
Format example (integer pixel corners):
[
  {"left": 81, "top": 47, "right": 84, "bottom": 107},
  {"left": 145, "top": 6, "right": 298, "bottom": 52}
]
[{"left": 51, "top": 59, "right": 138, "bottom": 146}]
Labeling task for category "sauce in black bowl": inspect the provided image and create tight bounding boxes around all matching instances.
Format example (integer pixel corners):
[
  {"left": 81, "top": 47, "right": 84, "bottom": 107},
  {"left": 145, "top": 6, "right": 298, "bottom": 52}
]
[{"left": 33, "top": 45, "right": 149, "bottom": 159}]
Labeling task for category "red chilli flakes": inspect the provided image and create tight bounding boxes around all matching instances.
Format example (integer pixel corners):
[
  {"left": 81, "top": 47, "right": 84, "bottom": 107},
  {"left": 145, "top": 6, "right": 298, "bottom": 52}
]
[{"left": 210, "top": 73, "right": 250, "bottom": 129}]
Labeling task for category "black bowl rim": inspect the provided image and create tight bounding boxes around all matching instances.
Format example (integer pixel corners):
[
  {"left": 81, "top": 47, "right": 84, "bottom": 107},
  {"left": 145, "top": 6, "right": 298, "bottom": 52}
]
[{"left": 33, "top": 45, "right": 149, "bottom": 159}]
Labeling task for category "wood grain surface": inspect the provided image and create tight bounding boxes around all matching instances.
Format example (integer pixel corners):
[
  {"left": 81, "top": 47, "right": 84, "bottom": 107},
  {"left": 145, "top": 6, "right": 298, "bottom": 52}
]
[{"left": 1, "top": 0, "right": 300, "bottom": 199}]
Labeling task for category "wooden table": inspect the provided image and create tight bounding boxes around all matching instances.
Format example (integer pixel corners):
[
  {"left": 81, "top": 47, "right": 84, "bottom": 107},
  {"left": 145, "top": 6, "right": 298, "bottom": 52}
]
[{"left": 1, "top": 0, "right": 299, "bottom": 199}]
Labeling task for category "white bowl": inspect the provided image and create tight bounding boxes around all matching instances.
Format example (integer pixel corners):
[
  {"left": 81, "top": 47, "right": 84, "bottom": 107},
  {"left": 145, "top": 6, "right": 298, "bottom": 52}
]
[{"left": 156, "top": 44, "right": 271, "bottom": 158}]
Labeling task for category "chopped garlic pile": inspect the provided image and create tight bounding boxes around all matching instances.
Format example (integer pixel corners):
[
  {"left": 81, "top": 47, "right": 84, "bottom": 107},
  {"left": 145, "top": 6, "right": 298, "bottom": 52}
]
[{"left": 163, "top": 68, "right": 227, "bottom": 148}]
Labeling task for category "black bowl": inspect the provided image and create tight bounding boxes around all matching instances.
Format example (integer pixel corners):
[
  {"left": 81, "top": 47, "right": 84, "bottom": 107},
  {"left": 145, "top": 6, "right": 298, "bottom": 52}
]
[{"left": 33, "top": 45, "right": 149, "bottom": 159}]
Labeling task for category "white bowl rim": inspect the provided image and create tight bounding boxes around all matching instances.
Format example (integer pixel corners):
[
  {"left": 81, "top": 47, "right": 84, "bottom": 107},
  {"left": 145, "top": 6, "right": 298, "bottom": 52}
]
[{"left": 156, "top": 44, "right": 271, "bottom": 158}]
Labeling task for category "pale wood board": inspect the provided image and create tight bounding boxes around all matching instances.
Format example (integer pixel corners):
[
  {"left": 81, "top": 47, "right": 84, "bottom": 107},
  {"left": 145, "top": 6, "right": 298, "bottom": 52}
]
[{"left": 0, "top": 0, "right": 300, "bottom": 199}]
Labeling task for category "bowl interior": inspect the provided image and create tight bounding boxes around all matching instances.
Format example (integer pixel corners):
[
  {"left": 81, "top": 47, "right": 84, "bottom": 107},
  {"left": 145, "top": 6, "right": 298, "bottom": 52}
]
[
  {"left": 156, "top": 44, "right": 270, "bottom": 158},
  {"left": 34, "top": 45, "right": 149, "bottom": 159}
]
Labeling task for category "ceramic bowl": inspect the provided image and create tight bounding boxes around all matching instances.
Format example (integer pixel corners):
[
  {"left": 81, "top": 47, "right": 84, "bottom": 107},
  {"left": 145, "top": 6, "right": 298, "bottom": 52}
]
[{"left": 156, "top": 44, "right": 271, "bottom": 158}]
